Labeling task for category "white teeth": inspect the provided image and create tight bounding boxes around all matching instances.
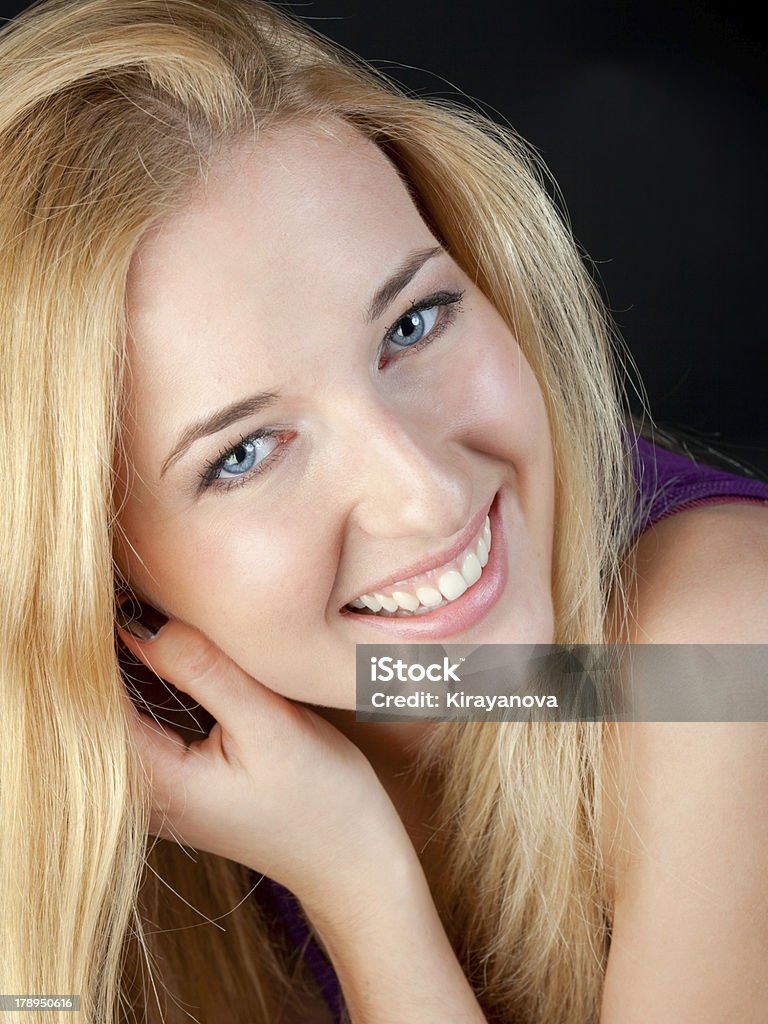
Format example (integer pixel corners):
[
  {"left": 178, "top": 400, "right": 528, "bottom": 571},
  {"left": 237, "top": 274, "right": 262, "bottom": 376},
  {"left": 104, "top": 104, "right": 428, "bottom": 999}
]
[
  {"left": 416, "top": 585, "right": 444, "bottom": 608},
  {"left": 374, "top": 601, "right": 448, "bottom": 618},
  {"left": 438, "top": 570, "right": 468, "bottom": 601},
  {"left": 461, "top": 550, "right": 482, "bottom": 586},
  {"left": 347, "top": 505, "right": 495, "bottom": 617},
  {"left": 409, "top": 601, "right": 448, "bottom": 614},
  {"left": 392, "top": 590, "right": 420, "bottom": 611}
]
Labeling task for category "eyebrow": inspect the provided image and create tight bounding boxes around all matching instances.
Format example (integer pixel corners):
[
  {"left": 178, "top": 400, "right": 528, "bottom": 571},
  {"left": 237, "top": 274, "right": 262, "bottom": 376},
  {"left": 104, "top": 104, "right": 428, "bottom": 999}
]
[
  {"left": 160, "top": 391, "right": 280, "bottom": 478},
  {"left": 160, "top": 244, "right": 446, "bottom": 479},
  {"left": 365, "top": 245, "right": 445, "bottom": 323}
]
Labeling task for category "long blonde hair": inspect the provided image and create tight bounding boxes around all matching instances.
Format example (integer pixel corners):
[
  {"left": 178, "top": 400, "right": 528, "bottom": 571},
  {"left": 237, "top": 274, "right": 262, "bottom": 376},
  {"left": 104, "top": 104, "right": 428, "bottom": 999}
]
[{"left": 0, "top": 2, "right": 649, "bottom": 1021}]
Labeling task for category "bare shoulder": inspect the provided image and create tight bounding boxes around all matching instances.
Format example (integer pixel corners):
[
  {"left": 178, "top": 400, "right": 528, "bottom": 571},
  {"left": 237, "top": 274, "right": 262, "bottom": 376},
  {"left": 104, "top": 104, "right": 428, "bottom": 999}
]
[
  {"left": 598, "top": 504, "right": 768, "bottom": 1020},
  {"left": 599, "top": 717, "right": 768, "bottom": 1021},
  {"left": 609, "top": 501, "right": 768, "bottom": 644},
  {"left": 602, "top": 502, "right": 768, "bottom": 870}
]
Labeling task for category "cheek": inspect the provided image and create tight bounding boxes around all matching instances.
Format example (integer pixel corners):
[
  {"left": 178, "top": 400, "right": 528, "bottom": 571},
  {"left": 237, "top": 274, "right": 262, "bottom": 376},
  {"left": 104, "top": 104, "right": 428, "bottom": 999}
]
[
  {"left": 449, "top": 321, "right": 555, "bottom": 572},
  {"left": 447, "top": 320, "right": 551, "bottom": 461},
  {"left": 186, "top": 513, "right": 351, "bottom": 700},
  {"left": 119, "top": 495, "right": 336, "bottom": 658}
]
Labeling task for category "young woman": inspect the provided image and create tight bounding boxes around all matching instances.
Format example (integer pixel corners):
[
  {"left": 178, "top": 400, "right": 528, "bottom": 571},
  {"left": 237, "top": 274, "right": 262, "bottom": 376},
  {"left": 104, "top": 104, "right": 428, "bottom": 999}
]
[{"left": 1, "top": 2, "right": 766, "bottom": 1022}]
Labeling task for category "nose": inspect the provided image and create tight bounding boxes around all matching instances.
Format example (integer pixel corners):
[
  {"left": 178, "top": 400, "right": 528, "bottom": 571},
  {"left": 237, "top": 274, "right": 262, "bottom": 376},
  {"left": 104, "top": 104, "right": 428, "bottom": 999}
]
[{"left": 334, "top": 395, "right": 474, "bottom": 541}]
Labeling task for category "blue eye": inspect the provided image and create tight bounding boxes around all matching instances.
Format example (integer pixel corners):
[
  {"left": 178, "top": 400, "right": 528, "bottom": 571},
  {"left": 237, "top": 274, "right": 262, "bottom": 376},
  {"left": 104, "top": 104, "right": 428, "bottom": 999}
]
[
  {"left": 197, "top": 288, "right": 465, "bottom": 495},
  {"left": 219, "top": 436, "right": 270, "bottom": 477},
  {"left": 389, "top": 306, "right": 439, "bottom": 347},
  {"left": 380, "top": 289, "right": 465, "bottom": 365},
  {"left": 199, "top": 430, "right": 287, "bottom": 492}
]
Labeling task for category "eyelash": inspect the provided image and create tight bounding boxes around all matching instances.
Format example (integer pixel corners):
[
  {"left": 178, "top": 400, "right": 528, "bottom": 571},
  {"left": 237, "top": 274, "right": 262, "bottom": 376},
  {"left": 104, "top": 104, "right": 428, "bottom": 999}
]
[
  {"left": 198, "top": 288, "right": 466, "bottom": 493},
  {"left": 378, "top": 288, "right": 465, "bottom": 367}
]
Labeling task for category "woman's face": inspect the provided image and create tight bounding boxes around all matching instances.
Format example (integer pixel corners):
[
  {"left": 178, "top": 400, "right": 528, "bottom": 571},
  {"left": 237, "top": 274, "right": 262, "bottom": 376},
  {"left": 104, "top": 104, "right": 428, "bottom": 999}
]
[{"left": 117, "top": 120, "right": 556, "bottom": 709}]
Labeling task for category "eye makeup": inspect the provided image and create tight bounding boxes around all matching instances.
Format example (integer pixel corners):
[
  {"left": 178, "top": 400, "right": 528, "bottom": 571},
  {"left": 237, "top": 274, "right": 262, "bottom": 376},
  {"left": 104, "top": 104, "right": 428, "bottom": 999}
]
[{"left": 195, "top": 285, "right": 466, "bottom": 494}]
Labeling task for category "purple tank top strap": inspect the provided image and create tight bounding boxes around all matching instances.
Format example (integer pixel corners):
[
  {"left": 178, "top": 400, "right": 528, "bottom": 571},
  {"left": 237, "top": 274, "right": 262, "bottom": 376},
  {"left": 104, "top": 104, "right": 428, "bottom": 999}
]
[{"left": 628, "top": 430, "right": 768, "bottom": 535}]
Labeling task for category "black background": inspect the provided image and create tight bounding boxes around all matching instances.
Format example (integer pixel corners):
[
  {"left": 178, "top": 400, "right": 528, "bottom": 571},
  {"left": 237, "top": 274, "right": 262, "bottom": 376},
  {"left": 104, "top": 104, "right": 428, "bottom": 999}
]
[{"left": 2, "top": 0, "right": 766, "bottom": 472}]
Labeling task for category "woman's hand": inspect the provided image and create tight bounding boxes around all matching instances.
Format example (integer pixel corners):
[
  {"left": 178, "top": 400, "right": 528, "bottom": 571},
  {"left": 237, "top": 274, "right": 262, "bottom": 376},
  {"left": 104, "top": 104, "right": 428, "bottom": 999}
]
[
  {"left": 117, "top": 604, "right": 491, "bottom": 1023},
  {"left": 116, "top": 604, "right": 409, "bottom": 906}
]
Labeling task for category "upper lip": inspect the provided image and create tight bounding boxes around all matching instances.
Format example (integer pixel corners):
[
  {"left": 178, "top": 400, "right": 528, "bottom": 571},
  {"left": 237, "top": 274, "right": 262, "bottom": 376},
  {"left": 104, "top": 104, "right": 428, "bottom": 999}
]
[{"left": 342, "top": 494, "right": 495, "bottom": 608}]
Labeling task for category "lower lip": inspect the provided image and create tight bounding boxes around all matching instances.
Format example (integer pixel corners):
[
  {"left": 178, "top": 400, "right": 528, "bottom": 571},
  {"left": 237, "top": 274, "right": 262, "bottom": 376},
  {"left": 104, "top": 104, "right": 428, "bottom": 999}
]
[{"left": 339, "top": 491, "right": 508, "bottom": 640}]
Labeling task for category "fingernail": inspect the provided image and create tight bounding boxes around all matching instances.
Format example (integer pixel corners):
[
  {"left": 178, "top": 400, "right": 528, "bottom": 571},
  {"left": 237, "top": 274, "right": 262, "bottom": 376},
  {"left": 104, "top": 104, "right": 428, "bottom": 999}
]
[{"left": 116, "top": 597, "right": 168, "bottom": 641}]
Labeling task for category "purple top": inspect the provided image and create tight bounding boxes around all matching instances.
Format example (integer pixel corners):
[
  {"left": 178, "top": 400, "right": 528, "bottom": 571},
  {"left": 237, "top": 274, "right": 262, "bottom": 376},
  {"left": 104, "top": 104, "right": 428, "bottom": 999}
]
[
  {"left": 250, "top": 430, "right": 768, "bottom": 1024},
  {"left": 630, "top": 432, "right": 768, "bottom": 533}
]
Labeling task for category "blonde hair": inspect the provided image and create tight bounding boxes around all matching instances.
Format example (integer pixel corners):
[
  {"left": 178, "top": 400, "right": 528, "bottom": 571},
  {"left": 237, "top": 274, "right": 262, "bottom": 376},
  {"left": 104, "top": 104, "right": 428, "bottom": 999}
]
[{"left": 0, "top": 1, "right": 650, "bottom": 1021}]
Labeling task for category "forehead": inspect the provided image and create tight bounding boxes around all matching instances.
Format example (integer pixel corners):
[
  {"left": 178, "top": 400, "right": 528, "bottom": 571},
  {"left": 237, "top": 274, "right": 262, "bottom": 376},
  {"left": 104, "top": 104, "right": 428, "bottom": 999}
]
[
  {"left": 123, "top": 120, "right": 436, "bottom": 411},
  {"left": 125, "top": 120, "right": 426, "bottom": 328}
]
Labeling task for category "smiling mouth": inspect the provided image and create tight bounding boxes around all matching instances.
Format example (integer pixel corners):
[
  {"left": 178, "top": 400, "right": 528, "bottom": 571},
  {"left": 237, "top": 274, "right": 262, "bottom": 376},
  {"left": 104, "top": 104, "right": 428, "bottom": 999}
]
[{"left": 344, "top": 513, "right": 492, "bottom": 618}]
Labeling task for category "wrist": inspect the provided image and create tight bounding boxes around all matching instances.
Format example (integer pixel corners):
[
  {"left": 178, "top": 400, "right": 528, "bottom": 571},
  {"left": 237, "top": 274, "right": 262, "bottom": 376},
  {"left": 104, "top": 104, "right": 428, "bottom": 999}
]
[
  {"left": 295, "top": 839, "right": 489, "bottom": 1024},
  {"left": 296, "top": 825, "right": 428, "bottom": 936}
]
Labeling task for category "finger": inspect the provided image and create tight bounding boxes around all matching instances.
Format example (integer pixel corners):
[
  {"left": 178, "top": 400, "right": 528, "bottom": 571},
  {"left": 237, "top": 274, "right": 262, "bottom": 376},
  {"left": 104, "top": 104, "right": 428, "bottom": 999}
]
[
  {"left": 126, "top": 700, "right": 198, "bottom": 793},
  {"left": 127, "top": 699, "right": 192, "bottom": 767},
  {"left": 116, "top": 609, "right": 282, "bottom": 731},
  {"left": 125, "top": 703, "right": 197, "bottom": 839}
]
